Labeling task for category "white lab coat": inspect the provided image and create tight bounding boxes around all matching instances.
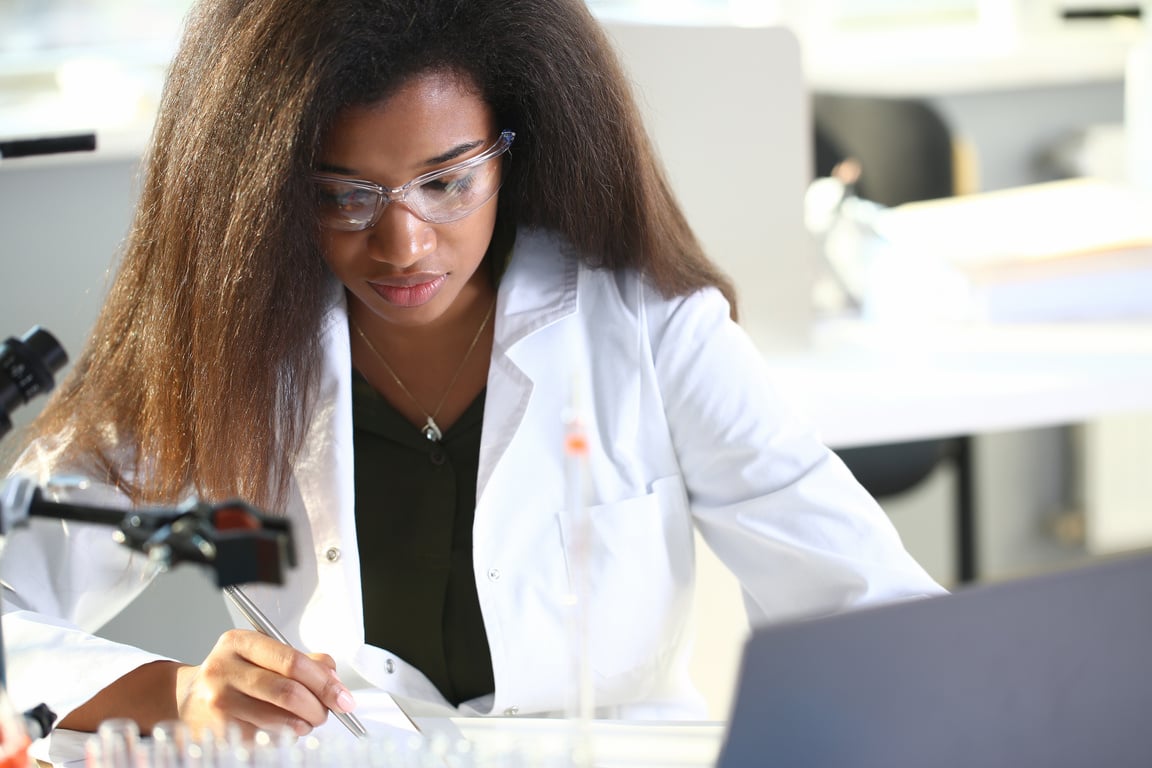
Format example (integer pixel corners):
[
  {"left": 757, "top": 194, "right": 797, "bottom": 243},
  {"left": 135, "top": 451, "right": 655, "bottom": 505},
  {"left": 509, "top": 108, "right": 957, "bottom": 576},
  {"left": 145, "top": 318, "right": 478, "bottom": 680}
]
[{"left": 1, "top": 228, "right": 943, "bottom": 729}]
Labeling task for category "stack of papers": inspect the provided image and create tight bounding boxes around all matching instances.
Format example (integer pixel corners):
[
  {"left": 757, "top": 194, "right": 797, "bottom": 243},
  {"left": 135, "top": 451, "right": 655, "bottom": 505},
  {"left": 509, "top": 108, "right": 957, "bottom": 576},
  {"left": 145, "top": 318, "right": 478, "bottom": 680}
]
[{"left": 872, "top": 178, "right": 1152, "bottom": 322}]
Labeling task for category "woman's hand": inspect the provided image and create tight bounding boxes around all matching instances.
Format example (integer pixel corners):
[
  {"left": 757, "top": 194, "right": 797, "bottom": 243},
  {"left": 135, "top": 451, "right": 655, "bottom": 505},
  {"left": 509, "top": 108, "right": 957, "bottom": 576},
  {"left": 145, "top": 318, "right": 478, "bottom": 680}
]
[{"left": 175, "top": 629, "right": 357, "bottom": 738}]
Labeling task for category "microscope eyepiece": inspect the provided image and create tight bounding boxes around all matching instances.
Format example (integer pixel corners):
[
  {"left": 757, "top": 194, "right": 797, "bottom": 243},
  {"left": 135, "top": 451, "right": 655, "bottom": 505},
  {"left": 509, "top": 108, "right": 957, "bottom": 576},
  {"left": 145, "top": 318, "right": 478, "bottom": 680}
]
[{"left": 0, "top": 327, "right": 68, "bottom": 438}]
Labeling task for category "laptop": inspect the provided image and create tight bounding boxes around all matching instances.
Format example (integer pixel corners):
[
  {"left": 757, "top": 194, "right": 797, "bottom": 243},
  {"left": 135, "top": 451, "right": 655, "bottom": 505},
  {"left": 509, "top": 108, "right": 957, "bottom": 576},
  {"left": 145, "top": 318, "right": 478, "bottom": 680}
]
[{"left": 717, "top": 550, "right": 1152, "bottom": 768}]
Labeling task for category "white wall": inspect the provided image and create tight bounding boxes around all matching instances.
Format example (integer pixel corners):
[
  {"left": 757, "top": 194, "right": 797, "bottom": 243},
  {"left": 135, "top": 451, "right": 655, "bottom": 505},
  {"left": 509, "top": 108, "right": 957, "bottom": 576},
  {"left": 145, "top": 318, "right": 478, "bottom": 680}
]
[
  {"left": 602, "top": 22, "right": 815, "bottom": 353},
  {"left": 0, "top": 155, "right": 134, "bottom": 412}
]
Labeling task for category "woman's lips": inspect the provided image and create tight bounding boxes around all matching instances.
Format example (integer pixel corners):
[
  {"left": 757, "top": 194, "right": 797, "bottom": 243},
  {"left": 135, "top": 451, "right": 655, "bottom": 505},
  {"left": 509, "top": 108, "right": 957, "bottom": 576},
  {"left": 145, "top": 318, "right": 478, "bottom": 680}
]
[{"left": 368, "top": 274, "right": 447, "bottom": 307}]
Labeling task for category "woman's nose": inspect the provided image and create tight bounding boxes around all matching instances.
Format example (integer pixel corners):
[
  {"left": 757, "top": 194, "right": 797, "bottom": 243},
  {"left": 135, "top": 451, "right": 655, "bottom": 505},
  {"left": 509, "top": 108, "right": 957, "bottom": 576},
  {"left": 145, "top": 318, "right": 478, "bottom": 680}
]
[{"left": 367, "top": 203, "right": 436, "bottom": 267}]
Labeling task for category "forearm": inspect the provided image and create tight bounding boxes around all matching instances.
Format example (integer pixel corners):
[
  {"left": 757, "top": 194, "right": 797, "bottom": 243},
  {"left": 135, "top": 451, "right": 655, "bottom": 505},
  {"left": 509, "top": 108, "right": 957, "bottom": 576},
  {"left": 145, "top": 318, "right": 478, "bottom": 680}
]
[{"left": 57, "top": 660, "right": 186, "bottom": 734}]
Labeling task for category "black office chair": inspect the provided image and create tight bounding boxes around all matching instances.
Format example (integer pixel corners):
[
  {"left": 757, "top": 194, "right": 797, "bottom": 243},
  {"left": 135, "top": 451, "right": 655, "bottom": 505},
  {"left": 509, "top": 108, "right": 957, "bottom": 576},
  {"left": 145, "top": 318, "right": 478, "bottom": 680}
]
[
  {"left": 813, "top": 94, "right": 955, "bottom": 208},
  {"left": 811, "top": 94, "right": 976, "bottom": 583}
]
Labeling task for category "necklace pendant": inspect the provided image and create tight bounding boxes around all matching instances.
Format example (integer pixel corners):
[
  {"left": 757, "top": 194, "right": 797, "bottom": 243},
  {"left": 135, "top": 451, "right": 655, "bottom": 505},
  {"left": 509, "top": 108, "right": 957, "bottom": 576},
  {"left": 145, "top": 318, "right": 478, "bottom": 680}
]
[{"left": 422, "top": 417, "right": 443, "bottom": 442}]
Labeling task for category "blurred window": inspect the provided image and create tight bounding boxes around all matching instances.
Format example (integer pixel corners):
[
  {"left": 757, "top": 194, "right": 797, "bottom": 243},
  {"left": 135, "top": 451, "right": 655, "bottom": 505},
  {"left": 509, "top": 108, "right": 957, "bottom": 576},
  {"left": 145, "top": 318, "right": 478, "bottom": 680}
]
[{"left": 0, "top": 1, "right": 194, "bottom": 137}]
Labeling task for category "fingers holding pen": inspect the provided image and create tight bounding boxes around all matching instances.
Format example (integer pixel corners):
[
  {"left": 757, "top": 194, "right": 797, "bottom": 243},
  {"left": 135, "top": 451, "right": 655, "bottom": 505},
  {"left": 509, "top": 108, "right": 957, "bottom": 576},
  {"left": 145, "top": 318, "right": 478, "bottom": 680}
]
[
  {"left": 176, "top": 630, "right": 357, "bottom": 738},
  {"left": 176, "top": 630, "right": 322, "bottom": 738},
  {"left": 302, "top": 651, "right": 359, "bottom": 715}
]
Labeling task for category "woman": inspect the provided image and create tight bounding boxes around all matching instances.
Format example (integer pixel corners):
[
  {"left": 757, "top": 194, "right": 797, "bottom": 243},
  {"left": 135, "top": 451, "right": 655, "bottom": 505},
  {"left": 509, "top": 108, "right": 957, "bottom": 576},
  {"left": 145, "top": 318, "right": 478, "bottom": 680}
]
[{"left": 1, "top": 0, "right": 943, "bottom": 740}]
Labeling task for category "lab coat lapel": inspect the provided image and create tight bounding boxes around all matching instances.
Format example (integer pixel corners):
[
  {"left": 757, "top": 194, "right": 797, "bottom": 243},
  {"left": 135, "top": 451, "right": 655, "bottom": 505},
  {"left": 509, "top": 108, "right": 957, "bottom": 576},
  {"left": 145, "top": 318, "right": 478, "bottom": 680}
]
[
  {"left": 288, "top": 294, "right": 365, "bottom": 659},
  {"left": 477, "top": 230, "right": 579, "bottom": 500}
]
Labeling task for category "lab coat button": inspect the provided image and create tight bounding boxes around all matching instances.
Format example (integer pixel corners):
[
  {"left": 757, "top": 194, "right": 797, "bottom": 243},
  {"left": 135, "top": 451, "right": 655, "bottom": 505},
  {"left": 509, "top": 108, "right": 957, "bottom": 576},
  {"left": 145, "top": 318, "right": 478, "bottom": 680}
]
[
  {"left": 325, "top": 547, "right": 341, "bottom": 562},
  {"left": 487, "top": 568, "right": 501, "bottom": 582},
  {"left": 385, "top": 658, "right": 395, "bottom": 674},
  {"left": 503, "top": 706, "right": 519, "bottom": 716}
]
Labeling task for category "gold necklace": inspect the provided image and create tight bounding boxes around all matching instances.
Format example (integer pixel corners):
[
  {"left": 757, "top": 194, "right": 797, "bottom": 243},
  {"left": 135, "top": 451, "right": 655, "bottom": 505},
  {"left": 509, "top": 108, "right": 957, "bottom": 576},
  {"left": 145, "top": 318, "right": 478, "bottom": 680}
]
[{"left": 350, "top": 298, "right": 496, "bottom": 442}]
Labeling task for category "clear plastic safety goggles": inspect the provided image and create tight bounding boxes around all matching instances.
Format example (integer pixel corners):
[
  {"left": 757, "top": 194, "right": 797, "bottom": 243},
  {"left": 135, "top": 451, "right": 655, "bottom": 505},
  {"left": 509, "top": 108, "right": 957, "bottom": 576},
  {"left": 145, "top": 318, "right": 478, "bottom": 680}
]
[{"left": 312, "top": 130, "right": 515, "bottom": 230}]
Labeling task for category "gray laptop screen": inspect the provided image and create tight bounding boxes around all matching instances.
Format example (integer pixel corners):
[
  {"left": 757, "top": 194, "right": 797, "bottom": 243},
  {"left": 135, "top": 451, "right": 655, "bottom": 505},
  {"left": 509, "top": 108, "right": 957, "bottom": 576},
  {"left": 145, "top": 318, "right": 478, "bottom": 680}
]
[{"left": 718, "top": 551, "right": 1152, "bottom": 768}]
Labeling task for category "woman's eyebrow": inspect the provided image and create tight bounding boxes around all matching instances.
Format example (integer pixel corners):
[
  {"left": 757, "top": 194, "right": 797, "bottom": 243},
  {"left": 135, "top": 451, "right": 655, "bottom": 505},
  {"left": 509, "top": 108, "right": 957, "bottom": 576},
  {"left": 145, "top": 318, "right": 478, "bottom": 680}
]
[
  {"left": 314, "top": 139, "right": 486, "bottom": 177},
  {"left": 424, "top": 139, "right": 485, "bottom": 166},
  {"left": 316, "top": 161, "right": 354, "bottom": 174}
]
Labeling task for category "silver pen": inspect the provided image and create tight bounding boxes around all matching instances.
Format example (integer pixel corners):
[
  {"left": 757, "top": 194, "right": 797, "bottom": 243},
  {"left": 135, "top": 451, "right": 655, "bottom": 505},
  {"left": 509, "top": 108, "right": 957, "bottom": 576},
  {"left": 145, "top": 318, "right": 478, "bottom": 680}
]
[{"left": 223, "top": 585, "right": 369, "bottom": 739}]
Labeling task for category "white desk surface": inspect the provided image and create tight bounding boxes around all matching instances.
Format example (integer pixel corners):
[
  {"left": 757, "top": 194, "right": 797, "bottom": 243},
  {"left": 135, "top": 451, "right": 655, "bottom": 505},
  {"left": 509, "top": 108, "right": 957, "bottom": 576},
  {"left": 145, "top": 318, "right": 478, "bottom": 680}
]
[
  {"left": 434, "top": 717, "right": 725, "bottom": 768},
  {"left": 763, "top": 319, "right": 1152, "bottom": 449}
]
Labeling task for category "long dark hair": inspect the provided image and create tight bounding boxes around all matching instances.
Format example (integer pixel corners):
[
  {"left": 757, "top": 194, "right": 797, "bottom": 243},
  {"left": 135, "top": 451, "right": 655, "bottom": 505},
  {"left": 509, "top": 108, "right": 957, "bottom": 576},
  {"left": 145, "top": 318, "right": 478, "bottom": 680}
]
[{"left": 23, "top": 0, "right": 737, "bottom": 509}]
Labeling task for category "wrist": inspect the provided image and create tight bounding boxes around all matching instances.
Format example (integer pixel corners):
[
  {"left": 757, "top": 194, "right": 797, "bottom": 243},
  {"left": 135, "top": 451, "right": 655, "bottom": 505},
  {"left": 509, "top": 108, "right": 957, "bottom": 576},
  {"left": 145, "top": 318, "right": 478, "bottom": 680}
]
[{"left": 58, "top": 660, "right": 185, "bottom": 734}]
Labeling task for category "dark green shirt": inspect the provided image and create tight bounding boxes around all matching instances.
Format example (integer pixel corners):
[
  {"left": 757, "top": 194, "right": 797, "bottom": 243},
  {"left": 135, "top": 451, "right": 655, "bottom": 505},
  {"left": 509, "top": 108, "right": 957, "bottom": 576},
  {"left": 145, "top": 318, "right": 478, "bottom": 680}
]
[{"left": 351, "top": 369, "right": 495, "bottom": 705}]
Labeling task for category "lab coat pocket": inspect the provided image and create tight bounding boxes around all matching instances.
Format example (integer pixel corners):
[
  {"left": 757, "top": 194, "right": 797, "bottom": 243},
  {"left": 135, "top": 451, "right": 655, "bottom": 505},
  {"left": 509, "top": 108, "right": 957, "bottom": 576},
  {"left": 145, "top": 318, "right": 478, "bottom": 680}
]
[{"left": 556, "top": 474, "right": 693, "bottom": 684}]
